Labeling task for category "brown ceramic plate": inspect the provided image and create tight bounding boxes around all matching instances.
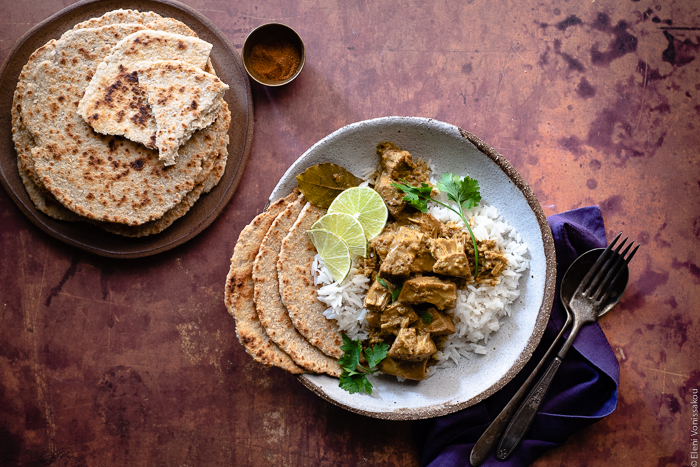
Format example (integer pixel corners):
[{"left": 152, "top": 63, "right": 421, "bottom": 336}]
[
  {"left": 270, "top": 117, "right": 556, "bottom": 420},
  {"left": 0, "top": 0, "right": 253, "bottom": 258}
]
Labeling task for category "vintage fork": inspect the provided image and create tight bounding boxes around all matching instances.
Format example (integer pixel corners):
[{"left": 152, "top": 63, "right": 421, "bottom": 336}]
[{"left": 494, "top": 233, "right": 639, "bottom": 461}]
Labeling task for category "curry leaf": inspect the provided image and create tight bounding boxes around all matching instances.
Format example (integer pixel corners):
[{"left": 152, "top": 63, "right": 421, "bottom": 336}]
[
  {"left": 376, "top": 276, "right": 388, "bottom": 289},
  {"left": 296, "top": 163, "right": 361, "bottom": 208}
]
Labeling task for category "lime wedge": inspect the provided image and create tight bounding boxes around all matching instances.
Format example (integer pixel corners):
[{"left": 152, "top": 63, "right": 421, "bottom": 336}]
[
  {"left": 311, "top": 213, "right": 367, "bottom": 257},
  {"left": 327, "top": 187, "right": 388, "bottom": 240},
  {"left": 308, "top": 229, "right": 352, "bottom": 283}
]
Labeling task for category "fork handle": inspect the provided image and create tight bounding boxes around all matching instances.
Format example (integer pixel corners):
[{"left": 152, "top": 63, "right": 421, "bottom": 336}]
[{"left": 495, "top": 356, "right": 563, "bottom": 460}]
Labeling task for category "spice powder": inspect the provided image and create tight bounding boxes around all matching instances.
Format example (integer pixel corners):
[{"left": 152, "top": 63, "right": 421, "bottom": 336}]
[{"left": 249, "top": 40, "right": 301, "bottom": 81}]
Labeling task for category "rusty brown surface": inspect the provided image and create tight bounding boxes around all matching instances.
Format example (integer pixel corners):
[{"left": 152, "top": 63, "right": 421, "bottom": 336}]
[{"left": 1, "top": 0, "right": 698, "bottom": 465}]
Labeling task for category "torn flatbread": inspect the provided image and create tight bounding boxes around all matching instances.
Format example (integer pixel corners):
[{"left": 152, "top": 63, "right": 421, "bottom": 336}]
[
  {"left": 136, "top": 60, "right": 228, "bottom": 165},
  {"left": 77, "top": 30, "right": 213, "bottom": 148}
]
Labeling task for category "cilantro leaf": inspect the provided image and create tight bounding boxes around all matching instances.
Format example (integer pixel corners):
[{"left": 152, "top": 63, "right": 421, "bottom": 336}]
[
  {"left": 436, "top": 173, "right": 481, "bottom": 211},
  {"left": 393, "top": 173, "right": 482, "bottom": 278},
  {"left": 364, "top": 342, "right": 389, "bottom": 369},
  {"left": 340, "top": 372, "right": 371, "bottom": 394},
  {"left": 338, "top": 334, "right": 361, "bottom": 372},
  {"left": 391, "top": 181, "right": 432, "bottom": 213},
  {"left": 391, "top": 283, "right": 403, "bottom": 303},
  {"left": 417, "top": 310, "right": 433, "bottom": 324},
  {"left": 337, "top": 335, "right": 387, "bottom": 395}
]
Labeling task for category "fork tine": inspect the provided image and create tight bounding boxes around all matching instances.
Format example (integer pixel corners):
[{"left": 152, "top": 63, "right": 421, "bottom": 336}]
[
  {"left": 585, "top": 236, "right": 627, "bottom": 295},
  {"left": 598, "top": 243, "right": 639, "bottom": 304},
  {"left": 592, "top": 241, "right": 632, "bottom": 300},
  {"left": 575, "top": 233, "right": 622, "bottom": 296}
]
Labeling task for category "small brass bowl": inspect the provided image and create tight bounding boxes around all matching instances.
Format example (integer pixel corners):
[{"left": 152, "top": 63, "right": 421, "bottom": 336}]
[{"left": 242, "top": 23, "right": 305, "bottom": 86}]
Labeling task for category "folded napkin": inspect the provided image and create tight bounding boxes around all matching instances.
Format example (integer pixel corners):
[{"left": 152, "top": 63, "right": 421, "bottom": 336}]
[{"left": 417, "top": 206, "right": 620, "bottom": 467}]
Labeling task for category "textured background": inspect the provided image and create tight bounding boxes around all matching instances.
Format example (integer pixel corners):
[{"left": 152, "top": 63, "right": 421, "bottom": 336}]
[{"left": 1, "top": 0, "right": 698, "bottom": 465}]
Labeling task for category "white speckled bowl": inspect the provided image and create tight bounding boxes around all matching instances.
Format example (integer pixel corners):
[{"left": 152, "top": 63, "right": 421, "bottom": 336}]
[{"left": 270, "top": 117, "right": 556, "bottom": 420}]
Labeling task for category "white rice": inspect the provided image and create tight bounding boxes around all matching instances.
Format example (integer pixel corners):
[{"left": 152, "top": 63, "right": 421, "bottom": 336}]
[{"left": 311, "top": 168, "right": 529, "bottom": 372}]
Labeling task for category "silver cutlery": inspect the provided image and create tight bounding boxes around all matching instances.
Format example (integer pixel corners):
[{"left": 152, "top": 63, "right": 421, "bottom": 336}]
[{"left": 494, "top": 233, "right": 638, "bottom": 461}]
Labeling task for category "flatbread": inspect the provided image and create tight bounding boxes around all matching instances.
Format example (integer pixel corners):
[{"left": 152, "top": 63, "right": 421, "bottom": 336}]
[
  {"left": 12, "top": 39, "right": 58, "bottom": 189},
  {"left": 253, "top": 196, "right": 342, "bottom": 376},
  {"left": 278, "top": 202, "right": 344, "bottom": 359},
  {"left": 225, "top": 193, "right": 304, "bottom": 373},
  {"left": 96, "top": 103, "right": 230, "bottom": 237},
  {"left": 19, "top": 25, "right": 219, "bottom": 225},
  {"left": 12, "top": 12, "right": 228, "bottom": 232},
  {"left": 17, "top": 159, "right": 80, "bottom": 222},
  {"left": 77, "top": 30, "right": 213, "bottom": 149},
  {"left": 70, "top": 9, "right": 162, "bottom": 31},
  {"left": 136, "top": 60, "right": 228, "bottom": 165}
]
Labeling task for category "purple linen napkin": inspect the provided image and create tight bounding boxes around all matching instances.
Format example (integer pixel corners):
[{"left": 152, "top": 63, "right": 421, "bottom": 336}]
[{"left": 417, "top": 206, "right": 620, "bottom": 467}]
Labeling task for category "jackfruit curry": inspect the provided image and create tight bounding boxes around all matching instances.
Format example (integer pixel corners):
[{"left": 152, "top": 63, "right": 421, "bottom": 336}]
[{"left": 358, "top": 142, "right": 508, "bottom": 380}]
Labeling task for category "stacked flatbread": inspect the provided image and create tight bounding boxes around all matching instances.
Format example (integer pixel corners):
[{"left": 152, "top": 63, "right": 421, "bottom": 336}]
[
  {"left": 224, "top": 191, "right": 344, "bottom": 376},
  {"left": 11, "top": 9, "right": 231, "bottom": 237}
]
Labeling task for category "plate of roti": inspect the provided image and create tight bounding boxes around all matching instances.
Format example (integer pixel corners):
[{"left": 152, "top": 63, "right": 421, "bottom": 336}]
[
  {"left": 0, "top": 0, "right": 253, "bottom": 257},
  {"left": 225, "top": 117, "right": 557, "bottom": 420}
]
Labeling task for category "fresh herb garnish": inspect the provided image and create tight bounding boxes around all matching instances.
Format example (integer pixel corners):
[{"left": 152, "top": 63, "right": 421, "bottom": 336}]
[
  {"left": 394, "top": 181, "right": 433, "bottom": 213},
  {"left": 338, "top": 334, "right": 388, "bottom": 395},
  {"left": 392, "top": 173, "right": 482, "bottom": 277},
  {"left": 376, "top": 276, "right": 388, "bottom": 289},
  {"left": 417, "top": 309, "right": 433, "bottom": 324},
  {"left": 391, "top": 283, "right": 403, "bottom": 303}
]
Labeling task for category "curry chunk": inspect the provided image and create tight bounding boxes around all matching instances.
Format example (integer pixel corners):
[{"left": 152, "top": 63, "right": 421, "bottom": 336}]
[
  {"left": 396, "top": 212, "right": 442, "bottom": 239},
  {"left": 364, "top": 279, "right": 392, "bottom": 312},
  {"left": 377, "top": 141, "right": 431, "bottom": 186},
  {"left": 387, "top": 327, "right": 437, "bottom": 361},
  {"left": 430, "top": 237, "right": 471, "bottom": 278},
  {"left": 380, "top": 226, "right": 425, "bottom": 277},
  {"left": 369, "top": 224, "right": 396, "bottom": 261},
  {"left": 415, "top": 308, "right": 456, "bottom": 336},
  {"left": 380, "top": 302, "right": 419, "bottom": 335},
  {"left": 375, "top": 173, "right": 406, "bottom": 217},
  {"left": 377, "top": 141, "right": 415, "bottom": 179},
  {"left": 378, "top": 357, "right": 428, "bottom": 381},
  {"left": 397, "top": 275, "right": 457, "bottom": 310}
]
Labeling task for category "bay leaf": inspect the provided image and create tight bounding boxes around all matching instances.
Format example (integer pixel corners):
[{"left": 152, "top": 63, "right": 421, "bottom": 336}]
[{"left": 296, "top": 163, "right": 361, "bottom": 208}]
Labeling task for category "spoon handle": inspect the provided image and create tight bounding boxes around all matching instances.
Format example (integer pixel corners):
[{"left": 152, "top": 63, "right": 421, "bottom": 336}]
[
  {"left": 495, "top": 320, "right": 583, "bottom": 460},
  {"left": 494, "top": 355, "right": 563, "bottom": 460},
  {"left": 469, "top": 318, "right": 571, "bottom": 466}
]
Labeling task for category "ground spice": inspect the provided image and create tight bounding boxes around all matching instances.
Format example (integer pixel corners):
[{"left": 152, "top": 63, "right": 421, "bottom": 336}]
[{"left": 249, "top": 40, "right": 301, "bottom": 81}]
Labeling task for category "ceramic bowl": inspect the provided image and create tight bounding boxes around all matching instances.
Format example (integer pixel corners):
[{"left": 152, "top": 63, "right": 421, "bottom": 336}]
[{"left": 270, "top": 117, "right": 556, "bottom": 420}]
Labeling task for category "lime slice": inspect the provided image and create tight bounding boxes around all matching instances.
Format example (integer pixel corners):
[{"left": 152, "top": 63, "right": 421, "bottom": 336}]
[
  {"left": 308, "top": 229, "right": 352, "bottom": 283},
  {"left": 311, "top": 213, "right": 367, "bottom": 257},
  {"left": 327, "top": 187, "right": 388, "bottom": 240}
]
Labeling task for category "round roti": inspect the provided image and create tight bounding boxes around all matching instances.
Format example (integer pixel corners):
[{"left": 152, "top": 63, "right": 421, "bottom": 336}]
[
  {"left": 278, "top": 202, "right": 344, "bottom": 359},
  {"left": 253, "top": 195, "right": 342, "bottom": 376},
  {"left": 225, "top": 193, "right": 304, "bottom": 373},
  {"left": 18, "top": 24, "right": 219, "bottom": 225}
]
